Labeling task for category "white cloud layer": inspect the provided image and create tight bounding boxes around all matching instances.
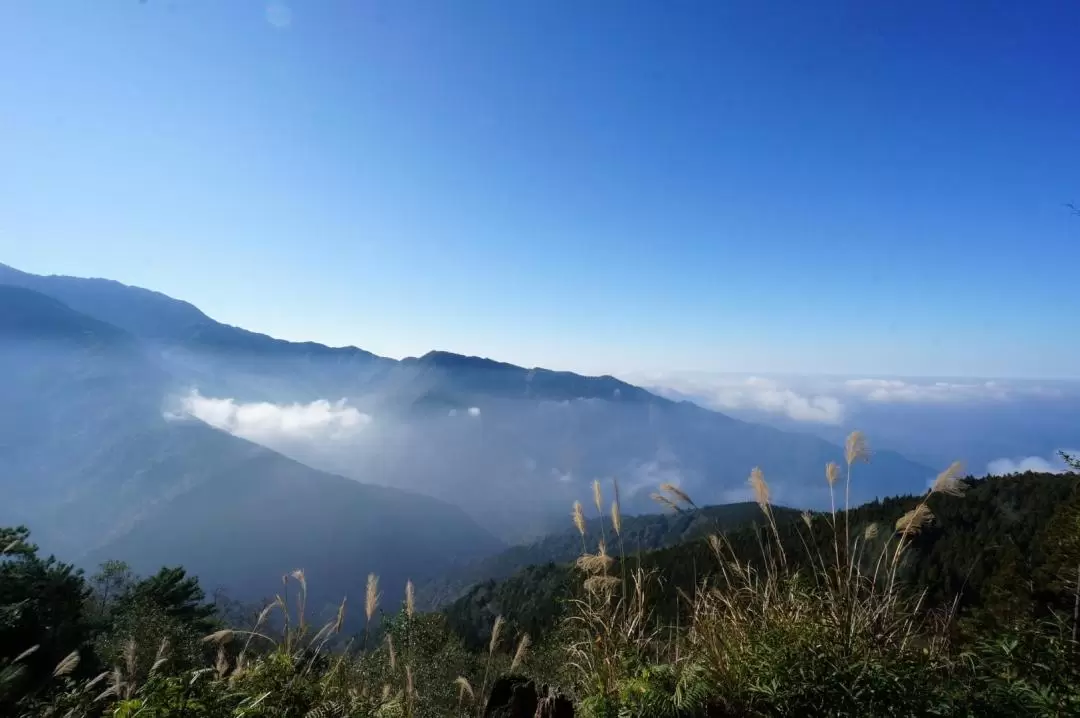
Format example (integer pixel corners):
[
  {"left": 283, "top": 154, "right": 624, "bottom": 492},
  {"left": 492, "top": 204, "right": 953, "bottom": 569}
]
[
  {"left": 986, "top": 452, "right": 1078, "bottom": 476},
  {"left": 843, "top": 378, "right": 1019, "bottom": 403},
  {"left": 639, "top": 374, "right": 845, "bottom": 424},
  {"left": 171, "top": 390, "right": 371, "bottom": 443},
  {"left": 633, "top": 372, "right": 1070, "bottom": 425}
]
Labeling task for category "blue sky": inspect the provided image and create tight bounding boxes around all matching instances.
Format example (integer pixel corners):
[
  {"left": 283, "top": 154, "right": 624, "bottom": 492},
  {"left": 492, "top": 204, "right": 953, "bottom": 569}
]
[{"left": 1, "top": 1, "right": 1077, "bottom": 378}]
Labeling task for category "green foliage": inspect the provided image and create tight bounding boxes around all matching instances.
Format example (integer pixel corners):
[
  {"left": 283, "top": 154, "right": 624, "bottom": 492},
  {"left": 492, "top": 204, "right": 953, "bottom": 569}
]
[
  {"left": 6, "top": 469, "right": 1080, "bottom": 717},
  {"left": 426, "top": 502, "right": 791, "bottom": 608},
  {"left": 0, "top": 526, "right": 91, "bottom": 712},
  {"left": 445, "top": 563, "right": 577, "bottom": 652},
  {"left": 91, "top": 564, "right": 220, "bottom": 691},
  {"left": 446, "top": 472, "right": 1080, "bottom": 649},
  {"left": 552, "top": 470, "right": 1080, "bottom": 717}
]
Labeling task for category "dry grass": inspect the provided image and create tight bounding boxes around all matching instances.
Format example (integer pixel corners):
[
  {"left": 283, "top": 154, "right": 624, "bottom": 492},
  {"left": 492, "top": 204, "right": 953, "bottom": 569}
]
[
  {"left": 365, "top": 573, "right": 380, "bottom": 624},
  {"left": 29, "top": 430, "right": 1004, "bottom": 718},
  {"left": 510, "top": 633, "right": 531, "bottom": 673},
  {"left": 562, "top": 430, "right": 971, "bottom": 715}
]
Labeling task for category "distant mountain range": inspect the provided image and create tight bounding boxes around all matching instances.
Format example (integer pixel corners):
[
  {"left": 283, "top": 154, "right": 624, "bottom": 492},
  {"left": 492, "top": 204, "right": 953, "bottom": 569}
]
[
  {"left": 0, "top": 262, "right": 935, "bottom": 606},
  {"left": 0, "top": 280, "right": 501, "bottom": 614}
]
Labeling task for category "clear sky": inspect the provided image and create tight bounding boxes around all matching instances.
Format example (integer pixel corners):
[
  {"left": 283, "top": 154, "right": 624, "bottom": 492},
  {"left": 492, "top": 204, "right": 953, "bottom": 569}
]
[{"left": 1, "top": 1, "right": 1077, "bottom": 378}]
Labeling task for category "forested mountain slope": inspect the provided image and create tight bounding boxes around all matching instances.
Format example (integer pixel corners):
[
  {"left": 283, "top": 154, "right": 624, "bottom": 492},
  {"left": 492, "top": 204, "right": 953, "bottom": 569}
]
[
  {"left": 444, "top": 471, "right": 1080, "bottom": 649},
  {"left": 421, "top": 501, "right": 798, "bottom": 607}
]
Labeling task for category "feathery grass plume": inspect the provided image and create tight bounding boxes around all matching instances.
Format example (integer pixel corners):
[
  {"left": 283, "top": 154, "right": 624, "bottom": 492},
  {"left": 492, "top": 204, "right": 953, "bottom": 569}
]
[
  {"left": 826, "top": 461, "right": 841, "bottom": 487},
  {"left": 123, "top": 639, "right": 137, "bottom": 690},
  {"left": 202, "top": 629, "right": 234, "bottom": 644},
  {"left": 333, "top": 597, "right": 347, "bottom": 634},
  {"left": 895, "top": 504, "right": 934, "bottom": 535},
  {"left": 489, "top": 615, "right": 505, "bottom": 654},
  {"left": 801, "top": 510, "right": 813, "bottom": 530},
  {"left": 290, "top": 569, "right": 308, "bottom": 628},
  {"left": 239, "top": 601, "right": 280, "bottom": 660},
  {"left": 85, "top": 670, "right": 110, "bottom": 693},
  {"left": 843, "top": 430, "right": 871, "bottom": 568},
  {"left": 511, "top": 633, "right": 531, "bottom": 672},
  {"left": 479, "top": 614, "right": 506, "bottom": 710},
  {"left": 748, "top": 467, "right": 788, "bottom": 569},
  {"left": 931, "top": 461, "right": 967, "bottom": 497},
  {"left": 572, "top": 500, "right": 586, "bottom": 536},
  {"left": 572, "top": 500, "right": 588, "bottom": 554},
  {"left": 660, "top": 482, "right": 695, "bottom": 508},
  {"left": 2, "top": 539, "right": 21, "bottom": 554},
  {"left": 610, "top": 477, "right": 627, "bottom": 591},
  {"left": 593, "top": 481, "right": 610, "bottom": 548},
  {"left": 254, "top": 601, "right": 278, "bottom": 629},
  {"left": 864, "top": 522, "right": 880, "bottom": 540},
  {"left": 150, "top": 638, "right": 170, "bottom": 675},
  {"left": 611, "top": 476, "right": 624, "bottom": 537},
  {"left": 279, "top": 574, "right": 291, "bottom": 638},
  {"left": 845, "top": 431, "right": 870, "bottom": 465},
  {"left": 406, "top": 664, "right": 414, "bottom": 701},
  {"left": 366, "top": 573, "right": 380, "bottom": 622},
  {"left": 53, "top": 650, "right": 80, "bottom": 678},
  {"left": 825, "top": 461, "right": 842, "bottom": 573},
  {"left": 454, "top": 676, "right": 475, "bottom": 703},
  {"left": 229, "top": 656, "right": 246, "bottom": 684},
  {"left": 106, "top": 667, "right": 123, "bottom": 702},
  {"left": 214, "top": 646, "right": 229, "bottom": 678},
  {"left": 405, "top": 579, "right": 415, "bottom": 618},
  {"left": 91, "top": 686, "right": 115, "bottom": 705},
  {"left": 386, "top": 634, "right": 397, "bottom": 671},
  {"left": 748, "top": 467, "right": 770, "bottom": 510},
  {"left": 11, "top": 645, "right": 39, "bottom": 664},
  {"left": 650, "top": 492, "right": 682, "bottom": 513}
]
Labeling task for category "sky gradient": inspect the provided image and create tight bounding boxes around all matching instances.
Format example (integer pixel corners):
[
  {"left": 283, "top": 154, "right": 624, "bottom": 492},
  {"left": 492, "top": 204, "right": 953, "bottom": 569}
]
[{"left": 1, "top": 1, "right": 1078, "bottom": 378}]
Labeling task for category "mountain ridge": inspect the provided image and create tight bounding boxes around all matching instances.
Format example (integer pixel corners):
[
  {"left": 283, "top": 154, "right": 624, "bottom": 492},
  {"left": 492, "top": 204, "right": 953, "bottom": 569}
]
[
  {"left": 0, "top": 262, "right": 937, "bottom": 542},
  {"left": 0, "top": 279, "right": 504, "bottom": 610}
]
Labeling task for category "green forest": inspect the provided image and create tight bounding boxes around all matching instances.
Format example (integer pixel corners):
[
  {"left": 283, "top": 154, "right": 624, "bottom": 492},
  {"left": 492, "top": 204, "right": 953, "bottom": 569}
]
[{"left": 5, "top": 447, "right": 1080, "bottom": 717}]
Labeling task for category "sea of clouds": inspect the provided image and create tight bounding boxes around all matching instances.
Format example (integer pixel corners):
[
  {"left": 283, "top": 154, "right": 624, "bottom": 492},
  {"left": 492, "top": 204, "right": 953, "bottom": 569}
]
[
  {"left": 631, "top": 372, "right": 1068, "bottom": 426},
  {"left": 628, "top": 372, "right": 1079, "bottom": 476}
]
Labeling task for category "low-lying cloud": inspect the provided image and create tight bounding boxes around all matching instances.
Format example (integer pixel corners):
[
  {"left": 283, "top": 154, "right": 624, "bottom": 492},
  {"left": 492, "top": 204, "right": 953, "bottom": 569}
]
[
  {"left": 986, "top": 452, "right": 1078, "bottom": 476},
  {"left": 844, "top": 378, "right": 1018, "bottom": 404},
  {"left": 640, "top": 374, "right": 845, "bottom": 424},
  {"left": 170, "top": 390, "right": 371, "bottom": 443},
  {"left": 633, "top": 372, "right": 1070, "bottom": 425}
]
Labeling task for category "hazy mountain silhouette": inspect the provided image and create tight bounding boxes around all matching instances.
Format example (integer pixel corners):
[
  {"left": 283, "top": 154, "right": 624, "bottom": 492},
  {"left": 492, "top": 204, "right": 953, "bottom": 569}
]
[
  {"left": 0, "top": 282, "right": 501, "bottom": 609},
  {"left": 0, "top": 263, "right": 936, "bottom": 544}
]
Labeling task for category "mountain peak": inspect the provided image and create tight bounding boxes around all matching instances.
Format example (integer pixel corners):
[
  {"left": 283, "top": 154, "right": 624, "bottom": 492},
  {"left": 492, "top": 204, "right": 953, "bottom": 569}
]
[
  {"left": 408, "top": 350, "right": 522, "bottom": 372},
  {"left": 0, "top": 262, "right": 212, "bottom": 339}
]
